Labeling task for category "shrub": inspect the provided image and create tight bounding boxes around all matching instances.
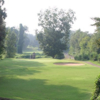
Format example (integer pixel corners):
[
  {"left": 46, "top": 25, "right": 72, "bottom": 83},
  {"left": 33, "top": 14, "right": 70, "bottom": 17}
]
[
  {"left": 75, "top": 55, "right": 82, "bottom": 60},
  {"left": 91, "top": 75, "right": 100, "bottom": 100},
  {"left": 90, "top": 53, "right": 98, "bottom": 61},
  {"left": 54, "top": 53, "right": 65, "bottom": 59},
  {"left": 75, "top": 54, "right": 89, "bottom": 61},
  {"left": 98, "top": 54, "right": 100, "bottom": 62},
  {"left": 21, "top": 55, "right": 30, "bottom": 58},
  {"left": 82, "top": 54, "right": 89, "bottom": 60}
]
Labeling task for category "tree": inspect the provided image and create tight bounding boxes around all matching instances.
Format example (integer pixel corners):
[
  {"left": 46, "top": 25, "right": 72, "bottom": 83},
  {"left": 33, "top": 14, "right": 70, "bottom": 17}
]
[
  {"left": 6, "top": 27, "right": 19, "bottom": 48},
  {"left": 79, "top": 35, "right": 91, "bottom": 55},
  {"left": 36, "top": 8, "right": 75, "bottom": 58},
  {"left": 95, "top": 38, "right": 100, "bottom": 48},
  {"left": 69, "top": 29, "right": 87, "bottom": 56},
  {"left": 36, "top": 29, "right": 66, "bottom": 58},
  {"left": 0, "top": 0, "right": 7, "bottom": 58},
  {"left": 87, "top": 35, "right": 96, "bottom": 54},
  {"left": 91, "top": 17, "right": 100, "bottom": 28},
  {"left": 18, "top": 24, "right": 27, "bottom": 54},
  {"left": 92, "top": 17, "right": 100, "bottom": 54},
  {"left": 6, "top": 29, "right": 17, "bottom": 58}
]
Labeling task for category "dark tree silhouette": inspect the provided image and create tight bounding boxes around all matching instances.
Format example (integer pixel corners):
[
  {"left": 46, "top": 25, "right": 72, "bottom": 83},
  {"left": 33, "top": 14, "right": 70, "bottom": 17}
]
[{"left": 0, "top": 0, "right": 7, "bottom": 58}]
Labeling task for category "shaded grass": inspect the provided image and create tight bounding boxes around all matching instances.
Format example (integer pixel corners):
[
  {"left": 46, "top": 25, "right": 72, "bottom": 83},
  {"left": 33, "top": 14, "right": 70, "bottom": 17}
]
[
  {"left": 0, "top": 78, "right": 89, "bottom": 100},
  {"left": 0, "top": 58, "right": 100, "bottom": 100}
]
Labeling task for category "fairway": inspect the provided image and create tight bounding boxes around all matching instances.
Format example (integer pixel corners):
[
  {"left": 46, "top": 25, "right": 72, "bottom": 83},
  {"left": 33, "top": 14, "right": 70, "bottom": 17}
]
[{"left": 0, "top": 58, "right": 100, "bottom": 100}]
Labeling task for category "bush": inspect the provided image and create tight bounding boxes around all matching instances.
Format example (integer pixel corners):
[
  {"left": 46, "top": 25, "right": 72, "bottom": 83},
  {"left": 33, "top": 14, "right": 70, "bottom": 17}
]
[
  {"left": 54, "top": 53, "right": 65, "bottom": 59},
  {"left": 75, "top": 55, "right": 82, "bottom": 60},
  {"left": 90, "top": 53, "right": 98, "bottom": 61},
  {"left": 75, "top": 54, "right": 89, "bottom": 61},
  {"left": 91, "top": 75, "right": 100, "bottom": 100},
  {"left": 98, "top": 54, "right": 100, "bottom": 62},
  {"left": 21, "top": 55, "right": 30, "bottom": 58},
  {"left": 15, "top": 54, "right": 31, "bottom": 59},
  {"left": 82, "top": 54, "right": 89, "bottom": 60}
]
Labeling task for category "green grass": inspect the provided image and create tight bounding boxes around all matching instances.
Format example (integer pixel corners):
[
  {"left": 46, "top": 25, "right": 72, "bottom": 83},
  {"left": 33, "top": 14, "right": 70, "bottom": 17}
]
[{"left": 0, "top": 58, "right": 100, "bottom": 100}]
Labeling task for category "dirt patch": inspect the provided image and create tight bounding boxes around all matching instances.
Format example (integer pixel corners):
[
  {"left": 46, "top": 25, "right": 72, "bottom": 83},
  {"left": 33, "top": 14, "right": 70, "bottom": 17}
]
[{"left": 54, "top": 62, "right": 84, "bottom": 66}]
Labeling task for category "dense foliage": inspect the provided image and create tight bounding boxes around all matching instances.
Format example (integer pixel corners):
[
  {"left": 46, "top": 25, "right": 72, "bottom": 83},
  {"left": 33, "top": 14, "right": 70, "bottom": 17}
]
[
  {"left": 36, "top": 8, "right": 75, "bottom": 58},
  {"left": 91, "top": 75, "right": 100, "bottom": 100},
  {"left": 0, "top": 0, "right": 7, "bottom": 58},
  {"left": 69, "top": 17, "right": 100, "bottom": 61},
  {"left": 5, "top": 25, "right": 39, "bottom": 58},
  {"left": 6, "top": 28, "right": 17, "bottom": 58}
]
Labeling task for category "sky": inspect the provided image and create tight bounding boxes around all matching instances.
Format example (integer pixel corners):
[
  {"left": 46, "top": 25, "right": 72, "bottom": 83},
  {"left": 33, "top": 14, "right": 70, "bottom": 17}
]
[{"left": 4, "top": 0, "right": 100, "bottom": 34}]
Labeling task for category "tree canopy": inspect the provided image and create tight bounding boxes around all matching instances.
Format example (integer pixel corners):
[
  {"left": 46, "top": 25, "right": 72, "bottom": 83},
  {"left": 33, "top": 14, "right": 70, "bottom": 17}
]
[
  {"left": 36, "top": 8, "right": 75, "bottom": 58},
  {"left": 68, "top": 18, "right": 100, "bottom": 61},
  {"left": 6, "top": 28, "right": 17, "bottom": 58},
  {"left": 0, "top": 0, "right": 7, "bottom": 58}
]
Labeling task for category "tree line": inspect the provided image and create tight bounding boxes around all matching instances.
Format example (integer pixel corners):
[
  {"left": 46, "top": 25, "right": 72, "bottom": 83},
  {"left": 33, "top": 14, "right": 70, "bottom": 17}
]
[
  {"left": 69, "top": 18, "right": 100, "bottom": 61},
  {"left": 1, "top": 0, "right": 100, "bottom": 61},
  {"left": 5, "top": 25, "right": 39, "bottom": 58},
  {"left": 0, "top": 0, "right": 40, "bottom": 58}
]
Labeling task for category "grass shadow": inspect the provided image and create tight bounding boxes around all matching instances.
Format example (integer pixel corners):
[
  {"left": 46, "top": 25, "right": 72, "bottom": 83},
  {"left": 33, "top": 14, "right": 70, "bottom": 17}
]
[
  {"left": 0, "top": 59, "right": 45, "bottom": 76},
  {"left": 0, "top": 78, "right": 91, "bottom": 100}
]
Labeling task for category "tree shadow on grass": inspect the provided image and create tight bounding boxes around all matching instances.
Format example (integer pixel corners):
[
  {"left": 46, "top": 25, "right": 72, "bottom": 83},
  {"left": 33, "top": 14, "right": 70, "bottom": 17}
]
[
  {"left": 10, "top": 59, "right": 45, "bottom": 67},
  {"left": 0, "top": 59, "right": 45, "bottom": 76},
  {"left": 0, "top": 78, "right": 91, "bottom": 100}
]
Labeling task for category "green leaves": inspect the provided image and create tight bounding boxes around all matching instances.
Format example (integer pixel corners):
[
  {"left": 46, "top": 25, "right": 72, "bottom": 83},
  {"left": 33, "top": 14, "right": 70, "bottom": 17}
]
[
  {"left": 6, "top": 29, "right": 17, "bottom": 58},
  {"left": 91, "top": 17, "right": 100, "bottom": 27},
  {"left": 36, "top": 8, "right": 75, "bottom": 58},
  {"left": 0, "top": 0, "right": 7, "bottom": 58},
  {"left": 91, "top": 75, "right": 100, "bottom": 100}
]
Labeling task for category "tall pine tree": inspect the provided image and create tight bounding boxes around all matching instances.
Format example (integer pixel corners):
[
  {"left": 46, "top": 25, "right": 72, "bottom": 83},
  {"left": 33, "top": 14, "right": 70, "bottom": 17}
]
[{"left": 18, "top": 24, "right": 27, "bottom": 54}]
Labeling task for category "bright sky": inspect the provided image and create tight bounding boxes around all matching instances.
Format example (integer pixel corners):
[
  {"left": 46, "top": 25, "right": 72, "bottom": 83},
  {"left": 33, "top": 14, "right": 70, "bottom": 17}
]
[{"left": 4, "top": 0, "right": 100, "bottom": 34}]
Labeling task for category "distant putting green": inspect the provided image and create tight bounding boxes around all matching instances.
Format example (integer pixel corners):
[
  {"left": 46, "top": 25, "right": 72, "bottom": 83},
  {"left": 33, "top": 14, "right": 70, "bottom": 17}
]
[{"left": 0, "top": 58, "right": 100, "bottom": 100}]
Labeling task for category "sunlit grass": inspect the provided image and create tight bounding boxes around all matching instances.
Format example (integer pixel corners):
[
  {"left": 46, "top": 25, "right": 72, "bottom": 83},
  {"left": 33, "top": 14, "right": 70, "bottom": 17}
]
[{"left": 0, "top": 58, "right": 100, "bottom": 100}]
